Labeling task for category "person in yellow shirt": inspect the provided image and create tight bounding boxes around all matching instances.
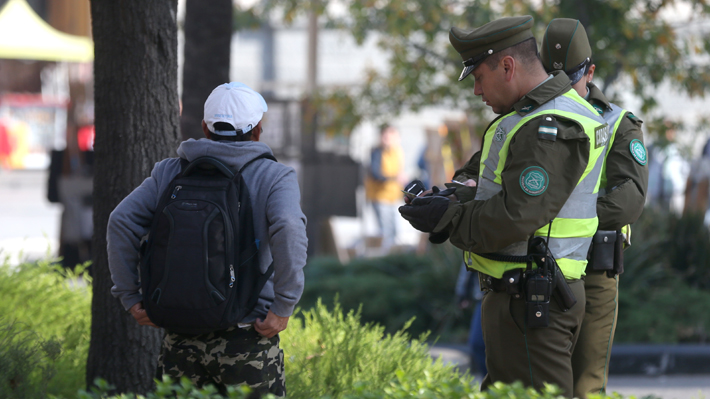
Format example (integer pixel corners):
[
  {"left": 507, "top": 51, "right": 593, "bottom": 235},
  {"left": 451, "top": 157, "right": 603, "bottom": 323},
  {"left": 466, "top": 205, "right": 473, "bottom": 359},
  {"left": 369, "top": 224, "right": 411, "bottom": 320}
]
[{"left": 365, "top": 124, "right": 405, "bottom": 253}]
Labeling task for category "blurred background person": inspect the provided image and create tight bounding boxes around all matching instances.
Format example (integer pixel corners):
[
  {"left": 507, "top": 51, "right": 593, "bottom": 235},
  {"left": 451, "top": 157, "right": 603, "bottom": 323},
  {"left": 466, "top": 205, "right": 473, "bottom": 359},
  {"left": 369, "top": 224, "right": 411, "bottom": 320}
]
[
  {"left": 364, "top": 124, "right": 405, "bottom": 254},
  {"left": 646, "top": 124, "right": 689, "bottom": 214},
  {"left": 683, "top": 138, "right": 710, "bottom": 226},
  {"left": 46, "top": 85, "right": 95, "bottom": 275},
  {"left": 455, "top": 264, "right": 486, "bottom": 377}
]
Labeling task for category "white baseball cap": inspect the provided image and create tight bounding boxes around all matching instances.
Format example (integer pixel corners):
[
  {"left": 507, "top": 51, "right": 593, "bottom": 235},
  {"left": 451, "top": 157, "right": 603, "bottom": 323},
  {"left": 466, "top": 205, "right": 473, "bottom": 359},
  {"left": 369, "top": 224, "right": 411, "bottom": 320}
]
[{"left": 203, "top": 82, "right": 268, "bottom": 136}]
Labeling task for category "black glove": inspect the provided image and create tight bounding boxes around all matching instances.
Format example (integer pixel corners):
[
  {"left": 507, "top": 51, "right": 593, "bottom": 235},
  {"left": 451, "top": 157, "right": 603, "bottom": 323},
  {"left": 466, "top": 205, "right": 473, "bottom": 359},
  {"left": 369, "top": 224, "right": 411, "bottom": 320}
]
[
  {"left": 398, "top": 195, "right": 450, "bottom": 233},
  {"left": 429, "top": 231, "right": 450, "bottom": 244},
  {"left": 433, "top": 186, "right": 456, "bottom": 198}
]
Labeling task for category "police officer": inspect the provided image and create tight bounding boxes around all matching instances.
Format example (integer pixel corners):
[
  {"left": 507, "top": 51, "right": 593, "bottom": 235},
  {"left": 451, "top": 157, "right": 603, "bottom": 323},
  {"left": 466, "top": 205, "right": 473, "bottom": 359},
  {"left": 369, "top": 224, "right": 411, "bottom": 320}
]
[
  {"left": 399, "top": 16, "right": 608, "bottom": 397},
  {"left": 540, "top": 19, "right": 649, "bottom": 399}
]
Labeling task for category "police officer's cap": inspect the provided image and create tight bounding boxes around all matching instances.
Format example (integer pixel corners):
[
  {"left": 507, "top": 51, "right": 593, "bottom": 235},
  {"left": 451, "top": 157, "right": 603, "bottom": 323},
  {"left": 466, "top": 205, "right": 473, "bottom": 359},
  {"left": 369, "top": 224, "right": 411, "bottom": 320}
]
[
  {"left": 449, "top": 16, "right": 534, "bottom": 82},
  {"left": 540, "top": 18, "right": 592, "bottom": 84}
]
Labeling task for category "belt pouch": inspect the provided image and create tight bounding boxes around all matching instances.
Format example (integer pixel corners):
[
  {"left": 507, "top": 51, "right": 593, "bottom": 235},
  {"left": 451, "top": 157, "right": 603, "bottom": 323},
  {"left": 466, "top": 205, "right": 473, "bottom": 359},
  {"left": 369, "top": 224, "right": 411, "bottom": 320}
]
[
  {"left": 502, "top": 269, "right": 522, "bottom": 296},
  {"left": 610, "top": 229, "right": 624, "bottom": 276},
  {"left": 589, "top": 230, "right": 616, "bottom": 271}
]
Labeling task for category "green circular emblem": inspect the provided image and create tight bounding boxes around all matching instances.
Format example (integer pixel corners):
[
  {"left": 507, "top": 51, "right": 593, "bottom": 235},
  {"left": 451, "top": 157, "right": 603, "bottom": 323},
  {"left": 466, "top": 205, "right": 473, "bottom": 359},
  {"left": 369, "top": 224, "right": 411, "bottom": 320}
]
[
  {"left": 519, "top": 166, "right": 549, "bottom": 196},
  {"left": 629, "top": 139, "right": 647, "bottom": 165}
]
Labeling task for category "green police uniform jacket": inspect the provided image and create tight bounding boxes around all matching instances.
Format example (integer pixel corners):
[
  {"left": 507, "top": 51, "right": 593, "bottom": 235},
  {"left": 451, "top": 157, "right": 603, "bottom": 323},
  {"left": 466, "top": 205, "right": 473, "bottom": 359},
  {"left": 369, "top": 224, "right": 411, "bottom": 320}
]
[
  {"left": 586, "top": 83, "right": 649, "bottom": 230},
  {"left": 434, "top": 72, "right": 607, "bottom": 279}
]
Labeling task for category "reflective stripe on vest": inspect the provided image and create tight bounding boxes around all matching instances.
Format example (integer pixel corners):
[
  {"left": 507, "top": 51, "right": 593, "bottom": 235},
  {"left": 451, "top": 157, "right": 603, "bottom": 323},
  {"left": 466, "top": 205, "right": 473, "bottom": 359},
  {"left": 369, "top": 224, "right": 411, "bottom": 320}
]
[
  {"left": 464, "top": 89, "right": 607, "bottom": 279},
  {"left": 598, "top": 104, "right": 627, "bottom": 194}
]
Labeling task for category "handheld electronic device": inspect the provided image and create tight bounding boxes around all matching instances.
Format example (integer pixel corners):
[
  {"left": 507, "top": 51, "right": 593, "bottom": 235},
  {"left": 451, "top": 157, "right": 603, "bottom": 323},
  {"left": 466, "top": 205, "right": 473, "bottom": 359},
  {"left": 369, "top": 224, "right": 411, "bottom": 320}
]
[{"left": 402, "top": 179, "right": 426, "bottom": 199}]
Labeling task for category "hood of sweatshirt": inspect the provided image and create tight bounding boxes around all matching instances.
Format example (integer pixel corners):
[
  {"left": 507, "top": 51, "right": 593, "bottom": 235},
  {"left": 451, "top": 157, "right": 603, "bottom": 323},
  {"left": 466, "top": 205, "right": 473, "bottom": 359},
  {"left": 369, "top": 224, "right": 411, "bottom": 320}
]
[{"left": 176, "top": 138, "right": 274, "bottom": 171}]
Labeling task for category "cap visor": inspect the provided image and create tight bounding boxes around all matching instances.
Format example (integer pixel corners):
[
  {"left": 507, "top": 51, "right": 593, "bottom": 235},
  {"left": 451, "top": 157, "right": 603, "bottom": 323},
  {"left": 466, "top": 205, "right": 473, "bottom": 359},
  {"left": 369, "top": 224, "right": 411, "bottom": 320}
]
[{"left": 458, "top": 65, "right": 475, "bottom": 81}]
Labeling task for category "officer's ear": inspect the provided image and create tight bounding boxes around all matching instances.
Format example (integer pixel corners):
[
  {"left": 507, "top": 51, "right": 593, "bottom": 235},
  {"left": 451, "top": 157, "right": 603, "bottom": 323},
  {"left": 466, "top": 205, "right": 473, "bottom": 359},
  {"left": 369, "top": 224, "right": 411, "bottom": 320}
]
[
  {"left": 501, "top": 56, "right": 515, "bottom": 81},
  {"left": 586, "top": 64, "right": 596, "bottom": 83}
]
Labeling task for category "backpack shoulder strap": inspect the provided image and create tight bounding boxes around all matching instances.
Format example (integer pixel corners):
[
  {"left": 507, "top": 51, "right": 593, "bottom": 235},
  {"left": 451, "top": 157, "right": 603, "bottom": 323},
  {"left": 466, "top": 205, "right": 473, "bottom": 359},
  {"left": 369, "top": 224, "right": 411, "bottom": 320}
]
[
  {"left": 177, "top": 158, "right": 190, "bottom": 177},
  {"left": 238, "top": 153, "right": 277, "bottom": 174}
]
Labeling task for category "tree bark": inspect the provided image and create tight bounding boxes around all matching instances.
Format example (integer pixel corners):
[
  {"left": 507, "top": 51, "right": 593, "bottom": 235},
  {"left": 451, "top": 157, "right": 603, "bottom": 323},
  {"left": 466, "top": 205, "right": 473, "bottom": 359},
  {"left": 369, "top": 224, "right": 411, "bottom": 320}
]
[
  {"left": 88, "top": 0, "right": 181, "bottom": 394},
  {"left": 180, "top": 0, "right": 232, "bottom": 140}
]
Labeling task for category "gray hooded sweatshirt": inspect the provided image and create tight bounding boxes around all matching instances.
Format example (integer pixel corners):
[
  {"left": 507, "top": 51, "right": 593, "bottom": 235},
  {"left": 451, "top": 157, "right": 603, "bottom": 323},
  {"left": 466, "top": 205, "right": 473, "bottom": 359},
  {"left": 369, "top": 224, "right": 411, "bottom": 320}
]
[{"left": 107, "top": 138, "right": 308, "bottom": 322}]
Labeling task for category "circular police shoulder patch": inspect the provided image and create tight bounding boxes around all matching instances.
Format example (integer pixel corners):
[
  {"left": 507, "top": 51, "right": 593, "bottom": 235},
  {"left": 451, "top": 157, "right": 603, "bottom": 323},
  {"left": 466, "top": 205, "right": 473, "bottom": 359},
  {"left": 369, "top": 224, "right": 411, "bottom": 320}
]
[
  {"left": 629, "top": 139, "right": 647, "bottom": 165},
  {"left": 519, "top": 166, "right": 549, "bottom": 196}
]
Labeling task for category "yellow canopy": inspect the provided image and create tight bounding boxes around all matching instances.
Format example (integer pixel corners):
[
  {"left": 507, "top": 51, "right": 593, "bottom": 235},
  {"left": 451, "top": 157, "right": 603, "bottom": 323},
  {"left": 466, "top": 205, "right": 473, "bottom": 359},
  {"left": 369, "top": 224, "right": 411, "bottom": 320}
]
[{"left": 0, "top": 0, "right": 93, "bottom": 62}]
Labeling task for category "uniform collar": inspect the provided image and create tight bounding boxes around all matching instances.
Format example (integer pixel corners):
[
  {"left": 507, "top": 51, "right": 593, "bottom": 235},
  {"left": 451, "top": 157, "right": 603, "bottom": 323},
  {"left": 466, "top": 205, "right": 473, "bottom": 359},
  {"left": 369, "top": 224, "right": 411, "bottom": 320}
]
[
  {"left": 586, "top": 82, "right": 611, "bottom": 115},
  {"left": 513, "top": 71, "right": 572, "bottom": 115}
]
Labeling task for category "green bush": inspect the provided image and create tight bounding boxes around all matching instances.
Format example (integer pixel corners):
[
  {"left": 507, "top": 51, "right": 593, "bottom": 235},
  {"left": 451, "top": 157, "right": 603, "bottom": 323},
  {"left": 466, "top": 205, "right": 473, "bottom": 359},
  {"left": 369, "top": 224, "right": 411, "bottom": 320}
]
[
  {"left": 0, "top": 320, "right": 61, "bottom": 398},
  {"left": 0, "top": 257, "right": 648, "bottom": 399},
  {"left": 280, "top": 300, "right": 470, "bottom": 399},
  {"left": 623, "top": 207, "right": 710, "bottom": 290},
  {"left": 300, "top": 244, "right": 472, "bottom": 343},
  {"left": 618, "top": 208, "right": 710, "bottom": 342},
  {"left": 0, "top": 260, "right": 92, "bottom": 397},
  {"left": 78, "top": 375, "right": 637, "bottom": 399}
]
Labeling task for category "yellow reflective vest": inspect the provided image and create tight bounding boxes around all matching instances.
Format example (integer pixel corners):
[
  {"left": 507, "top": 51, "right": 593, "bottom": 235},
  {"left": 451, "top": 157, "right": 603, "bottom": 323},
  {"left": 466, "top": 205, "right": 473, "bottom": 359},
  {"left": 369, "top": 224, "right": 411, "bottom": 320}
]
[{"left": 464, "top": 89, "right": 608, "bottom": 279}]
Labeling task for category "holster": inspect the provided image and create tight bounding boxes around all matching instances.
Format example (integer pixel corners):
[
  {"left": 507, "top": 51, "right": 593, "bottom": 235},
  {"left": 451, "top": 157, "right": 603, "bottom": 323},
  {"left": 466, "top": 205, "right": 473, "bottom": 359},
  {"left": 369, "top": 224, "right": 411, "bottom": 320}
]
[
  {"left": 588, "top": 230, "right": 625, "bottom": 277},
  {"left": 478, "top": 269, "right": 523, "bottom": 296},
  {"left": 610, "top": 229, "right": 624, "bottom": 277},
  {"left": 588, "top": 230, "right": 616, "bottom": 271},
  {"left": 528, "top": 237, "right": 577, "bottom": 313}
]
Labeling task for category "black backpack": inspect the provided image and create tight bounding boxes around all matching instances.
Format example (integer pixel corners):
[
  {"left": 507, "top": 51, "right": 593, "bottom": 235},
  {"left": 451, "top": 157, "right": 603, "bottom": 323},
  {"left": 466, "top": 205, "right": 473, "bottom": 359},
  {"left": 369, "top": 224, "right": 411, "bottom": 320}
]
[{"left": 140, "top": 154, "right": 276, "bottom": 334}]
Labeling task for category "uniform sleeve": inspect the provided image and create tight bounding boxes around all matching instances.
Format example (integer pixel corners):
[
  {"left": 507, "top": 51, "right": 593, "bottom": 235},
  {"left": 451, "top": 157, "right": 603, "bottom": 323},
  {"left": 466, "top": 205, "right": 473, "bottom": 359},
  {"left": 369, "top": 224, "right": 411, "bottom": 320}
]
[
  {"left": 435, "top": 118, "right": 590, "bottom": 253},
  {"left": 449, "top": 151, "right": 480, "bottom": 203},
  {"left": 597, "top": 115, "right": 648, "bottom": 230},
  {"left": 453, "top": 151, "right": 481, "bottom": 181},
  {"left": 265, "top": 168, "right": 308, "bottom": 317}
]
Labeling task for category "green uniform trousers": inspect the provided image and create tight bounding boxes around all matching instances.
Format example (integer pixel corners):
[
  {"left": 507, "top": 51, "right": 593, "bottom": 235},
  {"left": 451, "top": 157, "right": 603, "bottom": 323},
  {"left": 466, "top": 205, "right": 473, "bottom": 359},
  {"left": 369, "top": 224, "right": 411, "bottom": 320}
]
[
  {"left": 571, "top": 270, "right": 619, "bottom": 399},
  {"left": 480, "top": 279, "right": 585, "bottom": 398}
]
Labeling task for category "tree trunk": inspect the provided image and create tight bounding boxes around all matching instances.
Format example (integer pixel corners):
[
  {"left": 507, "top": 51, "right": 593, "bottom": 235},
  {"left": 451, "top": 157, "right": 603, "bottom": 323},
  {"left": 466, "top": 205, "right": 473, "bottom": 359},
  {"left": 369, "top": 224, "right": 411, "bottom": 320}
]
[
  {"left": 87, "top": 0, "right": 181, "bottom": 394},
  {"left": 180, "top": 0, "right": 232, "bottom": 140}
]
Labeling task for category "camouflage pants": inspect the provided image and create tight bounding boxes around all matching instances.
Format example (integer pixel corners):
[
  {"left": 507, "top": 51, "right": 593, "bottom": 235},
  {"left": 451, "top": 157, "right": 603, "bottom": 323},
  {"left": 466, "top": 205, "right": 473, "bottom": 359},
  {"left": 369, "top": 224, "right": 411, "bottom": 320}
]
[{"left": 156, "top": 325, "right": 285, "bottom": 397}]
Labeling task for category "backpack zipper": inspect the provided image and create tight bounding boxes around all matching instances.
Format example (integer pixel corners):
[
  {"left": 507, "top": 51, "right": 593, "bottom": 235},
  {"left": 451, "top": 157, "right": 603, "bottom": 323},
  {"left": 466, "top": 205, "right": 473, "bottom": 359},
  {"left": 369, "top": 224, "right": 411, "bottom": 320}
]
[
  {"left": 170, "top": 185, "right": 182, "bottom": 199},
  {"left": 229, "top": 264, "right": 235, "bottom": 288}
]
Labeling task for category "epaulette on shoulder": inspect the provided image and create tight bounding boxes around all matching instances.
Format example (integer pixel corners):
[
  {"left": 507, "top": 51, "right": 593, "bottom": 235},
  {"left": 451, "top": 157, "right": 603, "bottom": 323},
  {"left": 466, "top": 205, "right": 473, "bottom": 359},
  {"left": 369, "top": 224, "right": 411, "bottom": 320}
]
[
  {"left": 626, "top": 112, "right": 643, "bottom": 125},
  {"left": 552, "top": 115, "right": 588, "bottom": 140}
]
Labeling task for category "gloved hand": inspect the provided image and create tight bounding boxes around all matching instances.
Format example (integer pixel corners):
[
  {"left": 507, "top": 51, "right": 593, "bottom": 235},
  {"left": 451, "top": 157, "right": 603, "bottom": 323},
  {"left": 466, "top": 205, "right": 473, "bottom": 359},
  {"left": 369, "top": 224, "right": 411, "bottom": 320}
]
[
  {"left": 433, "top": 186, "right": 456, "bottom": 198},
  {"left": 428, "top": 230, "right": 450, "bottom": 244},
  {"left": 398, "top": 195, "right": 450, "bottom": 233}
]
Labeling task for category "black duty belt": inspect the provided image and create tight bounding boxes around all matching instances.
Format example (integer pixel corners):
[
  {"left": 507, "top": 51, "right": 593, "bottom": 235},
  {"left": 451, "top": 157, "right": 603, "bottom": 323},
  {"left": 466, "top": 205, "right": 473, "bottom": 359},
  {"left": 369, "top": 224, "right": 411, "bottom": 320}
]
[
  {"left": 479, "top": 268, "right": 524, "bottom": 297},
  {"left": 476, "top": 252, "right": 532, "bottom": 263}
]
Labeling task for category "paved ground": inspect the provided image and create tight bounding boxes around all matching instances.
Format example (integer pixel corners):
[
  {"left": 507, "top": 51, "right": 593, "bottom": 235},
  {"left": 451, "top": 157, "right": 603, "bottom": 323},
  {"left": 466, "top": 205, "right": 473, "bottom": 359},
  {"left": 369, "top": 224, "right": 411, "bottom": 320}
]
[
  {"left": 430, "top": 346, "right": 710, "bottom": 399},
  {"left": 606, "top": 375, "right": 710, "bottom": 399},
  {"left": 0, "top": 169, "right": 61, "bottom": 265}
]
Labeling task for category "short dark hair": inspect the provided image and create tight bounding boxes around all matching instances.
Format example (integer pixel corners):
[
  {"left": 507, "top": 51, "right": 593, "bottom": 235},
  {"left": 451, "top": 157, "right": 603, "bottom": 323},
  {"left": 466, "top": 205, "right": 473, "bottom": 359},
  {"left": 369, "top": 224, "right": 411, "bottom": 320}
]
[
  {"left": 211, "top": 122, "right": 252, "bottom": 142},
  {"left": 484, "top": 37, "right": 541, "bottom": 72}
]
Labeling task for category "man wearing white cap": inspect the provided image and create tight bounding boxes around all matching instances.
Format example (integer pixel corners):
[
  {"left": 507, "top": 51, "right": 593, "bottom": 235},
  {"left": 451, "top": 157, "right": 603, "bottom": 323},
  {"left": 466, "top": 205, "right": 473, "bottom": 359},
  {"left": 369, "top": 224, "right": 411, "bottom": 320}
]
[{"left": 107, "top": 82, "right": 308, "bottom": 396}]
